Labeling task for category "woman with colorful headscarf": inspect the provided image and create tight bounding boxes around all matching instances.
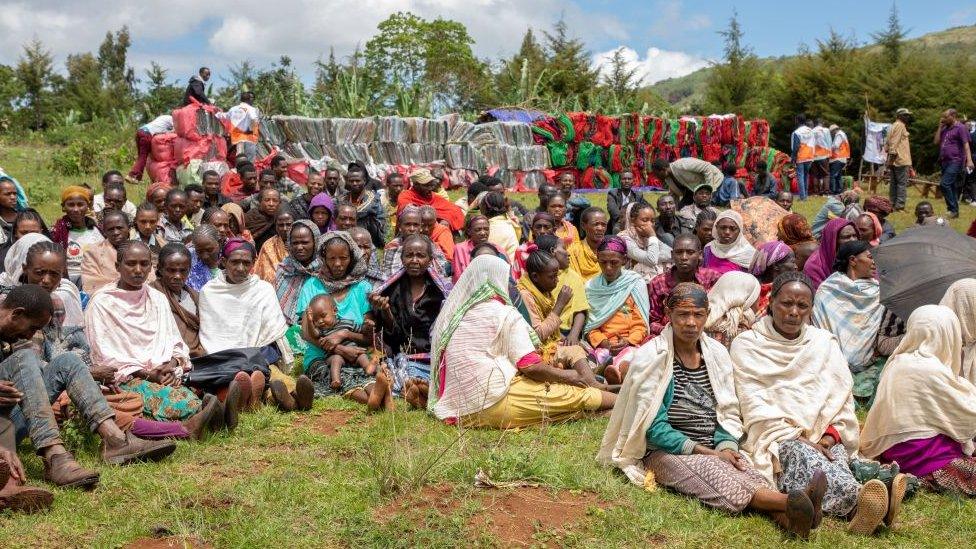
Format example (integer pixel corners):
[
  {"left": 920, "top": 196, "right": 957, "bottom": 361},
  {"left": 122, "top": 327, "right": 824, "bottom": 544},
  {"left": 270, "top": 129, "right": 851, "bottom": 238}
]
[
  {"left": 598, "top": 283, "right": 822, "bottom": 539},
  {"left": 428, "top": 254, "right": 616, "bottom": 428},
  {"left": 52, "top": 185, "right": 103, "bottom": 286},
  {"left": 749, "top": 241, "right": 797, "bottom": 316},
  {"left": 704, "top": 272, "right": 761, "bottom": 348},
  {"left": 803, "top": 217, "right": 857, "bottom": 290},
  {"left": 702, "top": 211, "right": 755, "bottom": 275},
  {"left": 307, "top": 192, "right": 336, "bottom": 234},
  {"left": 584, "top": 236, "right": 649, "bottom": 382},
  {"left": 776, "top": 213, "right": 816, "bottom": 249},
  {"left": 860, "top": 305, "right": 976, "bottom": 497},
  {"left": 186, "top": 223, "right": 221, "bottom": 292},
  {"left": 273, "top": 220, "right": 321, "bottom": 352}
]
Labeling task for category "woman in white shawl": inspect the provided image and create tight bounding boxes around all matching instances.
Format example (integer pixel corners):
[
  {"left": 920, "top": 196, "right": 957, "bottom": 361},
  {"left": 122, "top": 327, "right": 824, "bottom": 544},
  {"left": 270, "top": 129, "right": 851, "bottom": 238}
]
[
  {"left": 731, "top": 271, "right": 900, "bottom": 536},
  {"left": 0, "top": 232, "right": 83, "bottom": 327},
  {"left": 940, "top": 278, "right": 976, "bottom": 385},
  {"left": 616, "top": 203, "right": 671, "bottom": 282},
  {"left": 811, "top": 240, "right": 885, "bottom": 401},
  {"left": 702, "top": 210, "right": 755, "bottom": 275},
  {"left": 199, "top": 237, "right": 293, "bottom": 410},
  {"left": 429, "top": 255, "right": 615, "bottom": 428},
  {"left": 703, "top": 271, "right": 761, "bottom": 348},
  {"left": 598, "top": 282, "right": 822, "bottom": 539},
  {"left": 861, "top": 305, "right": 976, "bottom": 496},
  {"left": 85, "top": 241, "right": 202, "bottom": 421}
]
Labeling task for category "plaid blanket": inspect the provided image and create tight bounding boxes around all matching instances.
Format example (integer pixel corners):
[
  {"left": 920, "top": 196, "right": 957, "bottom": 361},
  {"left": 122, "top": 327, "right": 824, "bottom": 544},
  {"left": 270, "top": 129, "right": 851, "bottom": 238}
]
[{"left": 811, "top": 272, "right": 885, "bottom": 372}]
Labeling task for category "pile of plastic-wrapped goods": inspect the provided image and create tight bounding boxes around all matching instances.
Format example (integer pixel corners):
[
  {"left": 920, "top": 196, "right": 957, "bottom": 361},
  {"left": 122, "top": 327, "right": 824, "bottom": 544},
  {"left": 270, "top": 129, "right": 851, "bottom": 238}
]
[{"left": 144, "top": 104, "right": 787, "bottom": 192}]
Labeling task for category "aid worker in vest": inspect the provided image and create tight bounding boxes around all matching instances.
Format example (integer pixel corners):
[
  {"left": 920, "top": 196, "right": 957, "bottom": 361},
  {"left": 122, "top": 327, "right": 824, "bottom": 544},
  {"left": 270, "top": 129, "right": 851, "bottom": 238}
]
[
  {"left": 829, "top": 124, "right": 850, "bottom": 195},
  {"left": 217, "top": 91, "right": 261, "bottom": 163},
  {"left": 790, "top": 118, "right": 816, "bottom": 201}
]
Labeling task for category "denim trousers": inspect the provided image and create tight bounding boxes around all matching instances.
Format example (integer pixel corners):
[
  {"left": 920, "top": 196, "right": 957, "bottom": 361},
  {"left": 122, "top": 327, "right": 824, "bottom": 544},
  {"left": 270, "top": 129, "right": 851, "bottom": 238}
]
[
  {"left": 829, "top": 161, "right": 845, "bottom": 194},
  {"left": 6, "top": 350, "right": 114, "bottom": 448},
  {"left": 940, "top": 162, "right": 963, "bottom": 214},
  {"left": 795, "top": 161, "right": 811, "bottom": 200}
]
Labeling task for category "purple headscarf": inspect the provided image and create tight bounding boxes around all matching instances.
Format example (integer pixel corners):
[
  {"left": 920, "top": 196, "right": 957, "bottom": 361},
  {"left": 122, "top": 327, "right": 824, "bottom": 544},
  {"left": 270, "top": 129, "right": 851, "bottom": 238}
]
[
  {"left": 597, "top": 235, "right": 628, "bottom": 255},
  {"left": 223, "top": 237, "right": 256, "bottom": 258},
  {"left": 750, "top": 240, "right": 794, "bottom": 277},
  {"left": 803, "top": 217, "right": 855, "bottom": 289},
  {"left": 308, "top": 192, "right": 336, "bottom": 232}
]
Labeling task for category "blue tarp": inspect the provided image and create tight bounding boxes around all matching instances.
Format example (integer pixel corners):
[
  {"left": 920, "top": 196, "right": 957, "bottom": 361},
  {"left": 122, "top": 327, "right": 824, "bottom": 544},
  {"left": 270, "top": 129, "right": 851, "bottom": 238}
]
[{"left": 484, "top": 108, "right": 546, "bottom": 123}]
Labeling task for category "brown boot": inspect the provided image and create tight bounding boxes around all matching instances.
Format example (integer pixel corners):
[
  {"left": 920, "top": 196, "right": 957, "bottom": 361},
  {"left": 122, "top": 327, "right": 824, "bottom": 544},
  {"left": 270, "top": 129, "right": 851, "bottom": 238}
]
[
  {"left": 0, "top": 469, "right": 54, "bottom": 514},
  {"left": 182, "top": 394, "right": 220, "bottom": 441},
  {"left": 224, "top": 380, "right": 242, "bottom": 432},
  {"left": 294, "top": 375, "right": 314, "bottom": 411},
  {"left": 43, "top": 452, "right": 99, "bottom": 489},
  {"left": 806, "top": 469, "right": 827, "bottom": 529},
  {"left": 269, "top": 379, "right": 296, "bottom": 412},
  {"left": 249, "top": 371, "right": 266, "bottom": 411},
  {"left": 207, "top": 395, "right": 225, "bottom": 433},
  {"left": 101, "top": 431, "right": 177, "bottom": 466}
]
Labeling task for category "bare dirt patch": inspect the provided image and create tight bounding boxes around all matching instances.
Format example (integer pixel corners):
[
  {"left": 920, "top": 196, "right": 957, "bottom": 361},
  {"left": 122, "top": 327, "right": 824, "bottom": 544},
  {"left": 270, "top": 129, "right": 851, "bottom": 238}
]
[
  {"left": 292, "top": 410, "right": 354, "bottom": 436},
  {"left": 472, "top": 487, "right": 606, "bottom": 547},
  {"left": 122, "top": 536, "right": 211, "bottom": 549},
  {"left": 374, "top": 483, "right": 609, "bottom": 545}
]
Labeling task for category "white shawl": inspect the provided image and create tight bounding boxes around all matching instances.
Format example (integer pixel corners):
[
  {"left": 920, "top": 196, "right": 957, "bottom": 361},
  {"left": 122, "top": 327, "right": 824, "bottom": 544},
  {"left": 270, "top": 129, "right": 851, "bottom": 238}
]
[
  {"left": 85, "top": 282, "right": 190, "bottom": 385},
  {"left": 730, "top": 316, "right": 859, "bottom": 484},
  {"left": 705, "top": 210, "right": 755, "bottom": 268},
  {"left": 704, "top": 271, "right": 760, "bottom": 342},
  {"left": 597, "top": 326, "right": 744, "bottom": 485},
  {"left": 860, "top": 305, "right": 976, "bottom": 459},
  {"left": 940, "top": 278, "right": 976, "bottom": 385},
  {"left": 198, "top": 272, "right": 288, "bottom": 354}
]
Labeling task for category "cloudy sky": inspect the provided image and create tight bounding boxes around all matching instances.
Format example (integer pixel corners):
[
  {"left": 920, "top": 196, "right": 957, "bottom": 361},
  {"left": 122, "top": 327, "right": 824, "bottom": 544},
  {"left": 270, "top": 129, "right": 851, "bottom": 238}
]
[{"left": 1, "top": 0, "right": 973, "bottom": 88}]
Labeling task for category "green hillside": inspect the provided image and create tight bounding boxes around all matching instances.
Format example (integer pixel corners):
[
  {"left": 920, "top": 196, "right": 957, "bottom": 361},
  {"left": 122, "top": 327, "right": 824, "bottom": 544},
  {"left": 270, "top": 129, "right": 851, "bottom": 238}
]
[{"left": 649, "top": 24, "right": 976, "bottom": 112}]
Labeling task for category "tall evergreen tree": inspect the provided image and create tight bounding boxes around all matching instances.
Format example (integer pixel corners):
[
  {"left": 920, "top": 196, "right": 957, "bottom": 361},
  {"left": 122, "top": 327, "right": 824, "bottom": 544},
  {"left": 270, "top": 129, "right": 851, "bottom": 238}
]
[
  {"left": 872, "top": 3, "right": 909, "bottom": 65},
  {"left": 600, "top": 47, "right": 640, "bottom": 97},
  {"left": 541, "top": 18, "right": 598, "bottom": 107},
  {"left": 15, "top": 39, "right": 56, "bottom": 130},
  {"left": 703, "top": 11, "right": 765, "bottom": 117}
]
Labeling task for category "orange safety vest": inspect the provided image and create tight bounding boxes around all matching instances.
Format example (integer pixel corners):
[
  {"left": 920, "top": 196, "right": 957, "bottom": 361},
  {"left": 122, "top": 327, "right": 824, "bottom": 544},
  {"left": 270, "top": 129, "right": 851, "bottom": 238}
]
[{"left": 831, "top": 131, "right": 850, "bottom": 161}]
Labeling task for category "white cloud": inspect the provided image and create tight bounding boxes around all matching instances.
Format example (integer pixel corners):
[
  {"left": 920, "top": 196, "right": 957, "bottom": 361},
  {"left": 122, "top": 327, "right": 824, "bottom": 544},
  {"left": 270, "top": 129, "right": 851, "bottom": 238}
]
[
  {"left": 593, "top": 46, "right": 711, "bottom": 85},
  {"left": 0, "top": 0, "right": 628, "bottom": 83},
  {"left": 650, "top": 0, "right": 711, "bottom": 38}
]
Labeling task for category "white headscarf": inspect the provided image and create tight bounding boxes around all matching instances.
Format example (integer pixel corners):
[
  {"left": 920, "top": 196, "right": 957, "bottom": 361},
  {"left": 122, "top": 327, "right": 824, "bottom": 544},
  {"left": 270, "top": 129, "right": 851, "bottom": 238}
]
[
  {"left": 705, "top": 210, "right": 755, "bottom": 268},
  {"left": 940, "top": 278, "right": 976, "bottom": 385},
  {"left": 860, "top": 305, "right": 976, "bottom": 459},
  {"left": 704, "top": 271, "right": 761, "bottom": 343},
  {"left": 0, "top": 233, "right": 84, "bottom": 327}
]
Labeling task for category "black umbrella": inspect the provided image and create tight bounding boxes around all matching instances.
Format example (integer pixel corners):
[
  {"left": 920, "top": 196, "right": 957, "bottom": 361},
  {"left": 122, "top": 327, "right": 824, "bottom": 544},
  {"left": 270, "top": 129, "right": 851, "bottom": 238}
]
[{"left": 874, "top": 225, "right": 976, "bottom": 320}]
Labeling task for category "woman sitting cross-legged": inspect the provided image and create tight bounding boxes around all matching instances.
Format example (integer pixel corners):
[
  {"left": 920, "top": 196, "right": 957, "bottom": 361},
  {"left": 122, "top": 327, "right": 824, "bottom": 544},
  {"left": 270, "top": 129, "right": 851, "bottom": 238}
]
[
  {"left": 598, "top": 283, "right": 823, "bottom": 539},
  {"left": 369, "top": 234, "right": 452, "bottom": 409},
  {"left": 297, "top": 231, "right": 390, "bottom": 411},
  {"left": 731, "top": 271, "right": 907, "bottom": 536},
  {"left": 517, "top": 245, "right": 604, "bottom": 390},
  {"left": 428, "top": 254, "right": 616, "bottom": 428},
  {"left": 703, "top": 271, "right": 761, "bottom": 348},
  {"left": 584, "top": 236, "right": 649, "bottom": 384},
  {"left": 861, "top": 305, "right": 976, "bottom": 497},
  {"left": 85, "top": 241, "right": 232, "bottom": 431},
  {"left": 198, "top": 238, "right": 306, "bottom": 413}
]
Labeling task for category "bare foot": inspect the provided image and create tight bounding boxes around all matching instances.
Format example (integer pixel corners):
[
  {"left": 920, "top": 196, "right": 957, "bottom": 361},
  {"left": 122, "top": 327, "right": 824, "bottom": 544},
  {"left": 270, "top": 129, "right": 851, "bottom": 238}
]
[
  {"left": 363, "top": 362, "right": 377, "bottom": 376},
  {"left": 367, "top": 369, "right": 392, "bottom": 412},
  {"left": 604, "top": 364, "right": 622, "bottom": 385}
]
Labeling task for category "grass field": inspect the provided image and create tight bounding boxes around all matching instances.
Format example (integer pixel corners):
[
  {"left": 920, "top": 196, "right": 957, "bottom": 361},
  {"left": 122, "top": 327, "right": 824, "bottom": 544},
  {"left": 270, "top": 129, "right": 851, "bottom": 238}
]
[{"left": 1, "top": 142, "right": 975, "bottom": 548}]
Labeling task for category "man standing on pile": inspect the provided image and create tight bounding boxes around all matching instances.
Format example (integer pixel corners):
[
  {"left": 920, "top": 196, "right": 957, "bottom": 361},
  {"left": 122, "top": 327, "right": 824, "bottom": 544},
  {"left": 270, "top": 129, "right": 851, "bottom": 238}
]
[
  {"left": 182, "top": 67, "right": 211, "bottom": 106},
  {"left": 934, "top": 109, "right": 974, "bottom": 219},
  {"left": 829, "top": 124, "right": 850, "bottom": 195},
  {"left": 218, "top": 91, "right": 261, "bottom": 163},
  {"left": 885, "top": 108, "right": 913, "bottom": 212}
]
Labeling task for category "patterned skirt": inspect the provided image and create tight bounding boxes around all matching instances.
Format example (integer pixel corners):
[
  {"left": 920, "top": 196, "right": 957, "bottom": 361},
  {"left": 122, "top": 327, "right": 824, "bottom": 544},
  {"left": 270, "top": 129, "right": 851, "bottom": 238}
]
[
  {"left": 306, "top": 358, "right": 374, "bottom": 398},
  {"left": 643, "top": 451, "right": 768, "bottom": 513},
  {"left": 120, "top": 379, "right": 202, "bottom": 421},
  {"left": 923, "top": 457, "right": 976, "bottom": 496},
  {"left": 777, "top": 439, "right": 861, "bottom": 517}
]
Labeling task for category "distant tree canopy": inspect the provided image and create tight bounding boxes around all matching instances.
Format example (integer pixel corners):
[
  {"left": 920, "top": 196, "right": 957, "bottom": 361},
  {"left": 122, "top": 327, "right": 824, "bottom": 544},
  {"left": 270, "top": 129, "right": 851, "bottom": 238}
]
[{"left": 2, "top": 8, "right": 974, "bottom": 172}]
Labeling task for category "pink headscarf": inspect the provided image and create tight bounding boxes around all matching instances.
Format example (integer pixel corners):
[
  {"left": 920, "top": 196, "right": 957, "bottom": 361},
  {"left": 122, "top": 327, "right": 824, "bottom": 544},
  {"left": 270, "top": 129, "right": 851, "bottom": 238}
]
[{"left": 803, "top": 217, "right": 855, "bottom": 289}]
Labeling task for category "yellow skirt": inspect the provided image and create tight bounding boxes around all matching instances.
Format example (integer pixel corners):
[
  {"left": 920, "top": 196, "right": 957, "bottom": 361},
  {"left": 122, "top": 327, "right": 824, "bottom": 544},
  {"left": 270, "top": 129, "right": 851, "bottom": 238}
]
[{"left": 459, "top": 375, "right": 602, "bottom": 429}]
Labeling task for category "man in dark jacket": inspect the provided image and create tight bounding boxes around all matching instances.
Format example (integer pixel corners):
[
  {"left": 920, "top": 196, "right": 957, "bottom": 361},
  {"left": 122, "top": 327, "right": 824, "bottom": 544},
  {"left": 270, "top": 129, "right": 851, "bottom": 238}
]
[
  {"left": 607, "top": 171, "right": 648, "bottom": 233},
  {"left": 182, "top": 67, "right": 211, "bottom": 106}
]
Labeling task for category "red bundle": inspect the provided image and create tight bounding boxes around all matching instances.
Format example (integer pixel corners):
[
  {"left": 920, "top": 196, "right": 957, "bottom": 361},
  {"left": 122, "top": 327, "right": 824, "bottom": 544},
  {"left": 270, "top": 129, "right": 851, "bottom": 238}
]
[
  {"left": 591, "top": 115, "right": 615, "bottom": 147},
  {"left": 568, "top": 112, "right": 589, "bottom": 144}
]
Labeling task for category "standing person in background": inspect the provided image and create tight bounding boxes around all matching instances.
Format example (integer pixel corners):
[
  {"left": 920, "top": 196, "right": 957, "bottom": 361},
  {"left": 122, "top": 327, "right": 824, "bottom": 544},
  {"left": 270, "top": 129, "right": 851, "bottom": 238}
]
[
  {"left": 812, "top": 120, "right": 832, "bottom": 195},
  {"left": 965, "top": 118, "right": 976, "bottom": 206},
  {"left": 126, "top": 115, "right": 174, "bottom": 184},
  {"left": 885, "top": 108, "right": 913, "bottom": 212},
  {"left": 606, "top": 172, "right": 647, "bottom": 234},
  {"left": 934, "top": 108, "right": 974, "bottom": 219},
  {"left": 791, "top": 118, "right": 816, "bottom": 201},
  {"left": 829, "top": 125, "right": 850, "bottom": 195},
  {"left": 217, "top": 91, "right": 260, "bottom": 163},
  {"left": 182, "top": 67, "right": 211, "bottom": 106}
]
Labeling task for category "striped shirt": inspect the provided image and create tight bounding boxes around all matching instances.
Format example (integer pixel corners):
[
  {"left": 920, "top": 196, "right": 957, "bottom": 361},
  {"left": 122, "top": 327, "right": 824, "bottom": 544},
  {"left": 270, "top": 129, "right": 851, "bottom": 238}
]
[{"left": 667, "top": 357, "right": 718, "bottom": 448}]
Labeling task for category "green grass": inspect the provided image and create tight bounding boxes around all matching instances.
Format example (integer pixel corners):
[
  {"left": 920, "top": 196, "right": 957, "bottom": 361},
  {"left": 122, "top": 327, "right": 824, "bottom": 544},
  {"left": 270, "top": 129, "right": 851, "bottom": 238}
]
[{"left": 1, "top": 142, "right": 975, "bottom": 547}]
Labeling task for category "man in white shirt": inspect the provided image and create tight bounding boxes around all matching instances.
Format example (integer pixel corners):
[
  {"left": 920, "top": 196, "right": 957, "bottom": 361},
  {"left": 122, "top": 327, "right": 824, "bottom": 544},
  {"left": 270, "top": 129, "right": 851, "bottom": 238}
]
[
  {"left": 217, "top": 91, "right": 260, "bottom": 162},
  {"left": 127, "top": 114, "right": 174, "bottom": 183},
  {"left": 92, "top": 171, "right": 137, "bottom": 218}
]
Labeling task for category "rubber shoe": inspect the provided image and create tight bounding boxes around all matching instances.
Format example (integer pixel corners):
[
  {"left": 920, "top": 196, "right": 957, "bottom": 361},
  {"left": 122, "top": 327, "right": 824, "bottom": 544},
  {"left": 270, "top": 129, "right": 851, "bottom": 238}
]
[{"left": 101, "top": 431, "right": 176, "bottom": 466}]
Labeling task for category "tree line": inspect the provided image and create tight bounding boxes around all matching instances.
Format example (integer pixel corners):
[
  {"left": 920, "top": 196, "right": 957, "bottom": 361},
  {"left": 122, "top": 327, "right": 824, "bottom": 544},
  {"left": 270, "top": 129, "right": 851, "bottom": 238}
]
[{"left": 3, "top": 8, "right": 974, "bottom": 173}]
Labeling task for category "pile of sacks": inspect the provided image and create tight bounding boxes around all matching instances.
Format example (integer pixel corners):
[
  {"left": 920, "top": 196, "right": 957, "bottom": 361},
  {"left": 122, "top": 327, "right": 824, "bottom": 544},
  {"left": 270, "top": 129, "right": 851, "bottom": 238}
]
[{"left": 148, "top": 100, "right": 230, "bottom": 186}]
